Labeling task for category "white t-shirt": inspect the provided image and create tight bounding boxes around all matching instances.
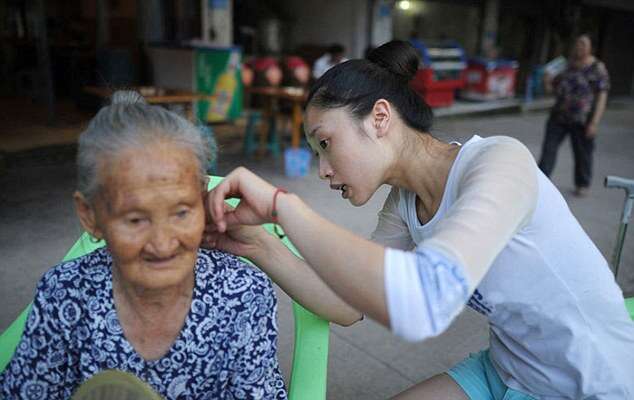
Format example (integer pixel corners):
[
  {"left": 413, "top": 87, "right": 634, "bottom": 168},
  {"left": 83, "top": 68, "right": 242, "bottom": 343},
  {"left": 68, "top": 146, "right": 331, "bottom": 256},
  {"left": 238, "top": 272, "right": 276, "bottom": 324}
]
[{"left": 374, "top": 135, "right": 634, "bottom": 399}]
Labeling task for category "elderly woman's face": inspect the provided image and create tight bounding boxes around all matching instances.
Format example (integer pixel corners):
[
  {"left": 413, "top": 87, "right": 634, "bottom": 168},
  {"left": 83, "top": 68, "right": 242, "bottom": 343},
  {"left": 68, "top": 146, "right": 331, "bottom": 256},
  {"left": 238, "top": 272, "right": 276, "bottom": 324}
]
[{"left": 91, "top": 141, "right": 205, "bottom": 290}]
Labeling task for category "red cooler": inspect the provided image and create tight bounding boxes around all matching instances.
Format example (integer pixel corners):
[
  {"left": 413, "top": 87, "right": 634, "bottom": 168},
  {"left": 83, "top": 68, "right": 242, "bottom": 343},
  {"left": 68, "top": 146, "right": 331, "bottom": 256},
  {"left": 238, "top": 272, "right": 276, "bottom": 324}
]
[
  {"left": 410, "top": 68, "right": 465, "bottom": 108},
  {"left": 461, "top": 58, "right": 518, "bottom": 101},
  {"left": 409, "top": 40, "right": 467, "bottom": 108}
]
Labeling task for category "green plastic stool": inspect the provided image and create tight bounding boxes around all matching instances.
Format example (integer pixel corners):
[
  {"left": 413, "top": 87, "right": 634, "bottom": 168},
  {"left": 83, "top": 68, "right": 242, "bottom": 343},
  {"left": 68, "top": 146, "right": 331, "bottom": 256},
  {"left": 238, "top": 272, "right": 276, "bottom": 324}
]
[
  {"left": 0, "top": 176, "right": 328, "bottom": 400},
  {"left": 243, "top": 110, "right": 281, "bottom": 158}
]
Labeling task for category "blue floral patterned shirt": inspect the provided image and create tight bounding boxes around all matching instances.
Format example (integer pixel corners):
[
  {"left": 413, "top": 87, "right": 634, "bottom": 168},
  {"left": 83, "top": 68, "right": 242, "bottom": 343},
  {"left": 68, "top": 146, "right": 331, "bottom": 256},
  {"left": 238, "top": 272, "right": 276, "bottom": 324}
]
[
  {"left": 0, "top": 248, "right": 287, "bottom": 399},
  {"left": 551, "top": 60, "right": 610, "bottom": 125}
]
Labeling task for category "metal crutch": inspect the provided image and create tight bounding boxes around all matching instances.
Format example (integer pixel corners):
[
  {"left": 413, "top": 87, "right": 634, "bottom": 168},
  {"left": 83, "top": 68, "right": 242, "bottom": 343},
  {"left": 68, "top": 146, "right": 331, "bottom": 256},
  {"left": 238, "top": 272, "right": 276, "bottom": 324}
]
[{"left": 604, "top": 175, "right": 634, "bottom": 278}]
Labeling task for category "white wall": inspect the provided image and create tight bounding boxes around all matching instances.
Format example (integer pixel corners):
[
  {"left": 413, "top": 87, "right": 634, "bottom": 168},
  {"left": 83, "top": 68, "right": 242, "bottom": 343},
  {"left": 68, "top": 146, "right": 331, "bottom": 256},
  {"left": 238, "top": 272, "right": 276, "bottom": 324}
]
[
  {"left": 280, "top": 0, "right": 370, "bottom": 58},
  {"left": 202, "top": 0, "right": 233, "bottom": 46},
  {"left": 147, "top": 47, "right": 194, "bottom": 90},
  {"left": 371, "top": 0, "right": 393, "bottom": 47},
  {"left": 392, "top": 0, "right": 480, "bottom": 56}
]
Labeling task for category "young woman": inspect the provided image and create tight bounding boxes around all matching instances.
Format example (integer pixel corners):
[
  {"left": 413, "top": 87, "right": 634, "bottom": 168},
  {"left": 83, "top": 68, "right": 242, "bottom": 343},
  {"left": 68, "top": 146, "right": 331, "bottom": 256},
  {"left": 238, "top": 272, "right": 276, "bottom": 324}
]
[{"left": 204, "top": 41, "right": 634, "bottom": 399}]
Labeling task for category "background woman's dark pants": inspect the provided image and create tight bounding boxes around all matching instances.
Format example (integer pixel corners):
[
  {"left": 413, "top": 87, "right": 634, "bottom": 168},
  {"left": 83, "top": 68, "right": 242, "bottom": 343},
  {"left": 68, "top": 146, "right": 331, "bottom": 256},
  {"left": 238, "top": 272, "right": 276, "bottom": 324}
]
[{"left": 538, "top": 118, "right": 595, "bottom": 188}]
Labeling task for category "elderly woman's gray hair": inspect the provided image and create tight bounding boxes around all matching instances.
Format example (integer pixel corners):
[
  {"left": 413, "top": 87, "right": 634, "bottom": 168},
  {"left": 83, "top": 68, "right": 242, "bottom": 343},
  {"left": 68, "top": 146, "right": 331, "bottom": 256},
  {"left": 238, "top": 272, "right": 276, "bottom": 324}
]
[{"left": 77, "top": 90, "right": 215, "bottom": 201}]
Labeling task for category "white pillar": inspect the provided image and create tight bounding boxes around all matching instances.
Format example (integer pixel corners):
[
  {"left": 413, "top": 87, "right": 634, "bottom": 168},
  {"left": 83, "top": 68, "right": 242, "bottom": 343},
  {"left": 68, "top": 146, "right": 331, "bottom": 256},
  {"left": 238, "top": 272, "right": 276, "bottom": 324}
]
[
  {"left": 96, "top": 0, "right": 110, "bottom": 47},
  {"left": 201, "top": 0, "right": 233, "bottom": 46},
  {"left": 480, "top": 0, "right": 499, "bottom": 57},
  {"left": 138, "top": 0, "right": 165, "bottom": 43},
  {"left": 371, "top": 0, "right": 393, "bottom": 47}
]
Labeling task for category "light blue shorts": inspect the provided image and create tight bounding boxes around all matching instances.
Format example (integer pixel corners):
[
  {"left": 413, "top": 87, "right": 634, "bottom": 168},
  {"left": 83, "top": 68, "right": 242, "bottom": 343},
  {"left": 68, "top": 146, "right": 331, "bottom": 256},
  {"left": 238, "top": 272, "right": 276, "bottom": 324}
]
[{"left": 447, "top": 350, "right": 536, "bottom": 400}]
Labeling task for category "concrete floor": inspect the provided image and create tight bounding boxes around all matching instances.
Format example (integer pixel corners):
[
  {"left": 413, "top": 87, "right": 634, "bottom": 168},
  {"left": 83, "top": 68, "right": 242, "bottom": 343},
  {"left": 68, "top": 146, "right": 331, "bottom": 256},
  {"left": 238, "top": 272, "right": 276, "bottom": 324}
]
[{"left": 1, "top": 100, "right": 633, "bottom": 398}]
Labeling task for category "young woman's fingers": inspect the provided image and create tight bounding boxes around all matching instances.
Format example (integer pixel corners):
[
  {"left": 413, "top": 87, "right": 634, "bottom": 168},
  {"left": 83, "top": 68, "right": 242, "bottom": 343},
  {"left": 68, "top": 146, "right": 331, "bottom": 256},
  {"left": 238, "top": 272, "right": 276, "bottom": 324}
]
[
  {"left": 223, "top": 209, "right": 243, "bottom": 227},
  {"left": 207, "top": 182, "right": 232, "bottom": 231},
  {"left": 208, "top": 167, "right": 275, "bottom": 231}
]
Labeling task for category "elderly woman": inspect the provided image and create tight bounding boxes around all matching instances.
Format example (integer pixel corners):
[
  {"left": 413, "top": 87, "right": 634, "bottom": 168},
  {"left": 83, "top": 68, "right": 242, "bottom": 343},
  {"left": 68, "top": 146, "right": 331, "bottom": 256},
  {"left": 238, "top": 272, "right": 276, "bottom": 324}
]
[{"left": 0, "top": 91, "right": 287, "bottom": 399}]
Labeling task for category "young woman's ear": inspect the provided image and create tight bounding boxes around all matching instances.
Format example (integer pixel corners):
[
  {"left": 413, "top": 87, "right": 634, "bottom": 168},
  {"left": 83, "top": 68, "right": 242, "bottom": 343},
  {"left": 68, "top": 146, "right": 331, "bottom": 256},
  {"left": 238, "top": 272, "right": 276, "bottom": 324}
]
[
  {"left": 371, "top": 99, "right": 392, "bottom": 138},
  {"left": 73, "top": 191, "right": 102, "bottom": 240}
]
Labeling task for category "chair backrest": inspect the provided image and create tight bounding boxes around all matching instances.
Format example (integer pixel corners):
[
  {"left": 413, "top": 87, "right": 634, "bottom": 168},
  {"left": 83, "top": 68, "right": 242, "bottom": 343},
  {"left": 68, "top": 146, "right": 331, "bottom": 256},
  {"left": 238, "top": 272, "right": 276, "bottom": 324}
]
[{"left": 0, "top": 176, "right": 329, "bottom": 400}]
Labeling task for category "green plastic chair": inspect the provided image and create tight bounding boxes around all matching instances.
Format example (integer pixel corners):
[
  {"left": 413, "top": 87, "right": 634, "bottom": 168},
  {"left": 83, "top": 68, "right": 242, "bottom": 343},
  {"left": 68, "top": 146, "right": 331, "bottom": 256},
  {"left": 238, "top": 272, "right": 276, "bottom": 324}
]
[
  {"left": 0, "top": 176, "right": 329, "bottom": 400},
  {"left": 627, "top": 298, "right": 634, "bottom": 321}
]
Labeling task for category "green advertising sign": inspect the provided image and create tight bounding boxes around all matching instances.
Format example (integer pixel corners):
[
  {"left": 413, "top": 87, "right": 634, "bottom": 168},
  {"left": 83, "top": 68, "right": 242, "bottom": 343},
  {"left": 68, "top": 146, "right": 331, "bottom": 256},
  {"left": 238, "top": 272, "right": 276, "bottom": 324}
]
[{"left": 195, "top": 48, "right": 243, "bottom": 122}]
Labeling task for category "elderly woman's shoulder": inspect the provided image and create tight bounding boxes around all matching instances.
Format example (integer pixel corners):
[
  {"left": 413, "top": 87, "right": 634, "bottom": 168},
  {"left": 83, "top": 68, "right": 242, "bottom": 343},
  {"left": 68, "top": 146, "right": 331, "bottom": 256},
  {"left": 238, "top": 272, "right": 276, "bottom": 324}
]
[
  {"left": 196, "top": 248, "right": 274, "bottom": 292},
  {"left": 27, "top": 248, "right": 111, "bottom": 331},
  {"left": 37, "top": 248, "right": 112, "bottom": 296}
]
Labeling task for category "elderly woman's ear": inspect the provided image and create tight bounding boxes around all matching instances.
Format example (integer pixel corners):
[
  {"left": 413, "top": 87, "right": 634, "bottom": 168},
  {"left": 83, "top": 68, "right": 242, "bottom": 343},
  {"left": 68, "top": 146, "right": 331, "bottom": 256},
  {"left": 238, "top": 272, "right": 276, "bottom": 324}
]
[{"left": 73, "top": 191, "right": 102, "bottom": 240}]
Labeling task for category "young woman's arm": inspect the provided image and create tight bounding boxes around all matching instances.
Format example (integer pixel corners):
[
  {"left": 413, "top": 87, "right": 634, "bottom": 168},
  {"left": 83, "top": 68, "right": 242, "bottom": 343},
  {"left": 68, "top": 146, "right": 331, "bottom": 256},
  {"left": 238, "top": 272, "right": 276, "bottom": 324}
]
[
  {"left": 204, "top": 224, "right": 362, "bottom": 326},
  {"left": 421, "top": 137, "right": 538, "bottom": 287},
  {"left": 208, "top": 139, "right": 538, "bottom": 336},
  {"left": 204, "top": 186, "right": 412, "bottom": 326},
  {"left": 384, "top": 137, "right": 539, "bottom": 340},
  {"left": 207, "top": 168, "right": 389, "bottom": 325}
]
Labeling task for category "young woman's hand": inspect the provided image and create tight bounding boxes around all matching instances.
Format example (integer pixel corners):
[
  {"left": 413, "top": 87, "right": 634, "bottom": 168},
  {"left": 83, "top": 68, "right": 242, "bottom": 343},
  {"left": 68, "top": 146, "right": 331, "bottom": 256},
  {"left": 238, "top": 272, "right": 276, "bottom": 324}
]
[
  {"left": 201, "top": 221, "right": 272, "bottom": 263},
  {"left": 206, "top": 167, "right": 278, "bottom": 232}
]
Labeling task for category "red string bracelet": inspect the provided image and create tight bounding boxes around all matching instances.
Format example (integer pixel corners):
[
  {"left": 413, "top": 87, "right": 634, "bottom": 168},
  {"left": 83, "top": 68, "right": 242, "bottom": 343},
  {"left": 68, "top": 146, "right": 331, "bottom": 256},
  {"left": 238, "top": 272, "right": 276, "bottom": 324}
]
[{"left": 271, "top": 188, "right": 288, "bottom": 239}]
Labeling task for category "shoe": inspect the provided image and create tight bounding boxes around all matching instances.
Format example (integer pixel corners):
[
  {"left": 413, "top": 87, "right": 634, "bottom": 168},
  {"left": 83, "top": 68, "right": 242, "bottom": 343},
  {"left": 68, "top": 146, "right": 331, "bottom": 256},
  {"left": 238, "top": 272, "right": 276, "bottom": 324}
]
[{"left": 574, "top": 186, "right": 589, "bottom": 197}]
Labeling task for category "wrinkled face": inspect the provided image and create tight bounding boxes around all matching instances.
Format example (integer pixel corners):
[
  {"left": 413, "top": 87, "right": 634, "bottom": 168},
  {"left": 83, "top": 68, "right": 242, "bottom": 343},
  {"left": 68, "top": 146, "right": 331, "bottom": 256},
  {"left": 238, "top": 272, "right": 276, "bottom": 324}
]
[
  {"left": 305, "top": 106, "right": 383, "bottom": 206},
  {"left": 91, "top": 141, "right": 205, "bottom": 290},
  {"left": 573, "top": 36, "right": 592, "bottom": 59}
]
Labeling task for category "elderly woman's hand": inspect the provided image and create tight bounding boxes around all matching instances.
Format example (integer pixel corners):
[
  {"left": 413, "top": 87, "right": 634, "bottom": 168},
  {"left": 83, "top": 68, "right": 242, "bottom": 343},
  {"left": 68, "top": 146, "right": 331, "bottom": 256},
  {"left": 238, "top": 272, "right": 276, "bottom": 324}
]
[{"left": 206, "top": 167, "right": 278, "bottom": 232}]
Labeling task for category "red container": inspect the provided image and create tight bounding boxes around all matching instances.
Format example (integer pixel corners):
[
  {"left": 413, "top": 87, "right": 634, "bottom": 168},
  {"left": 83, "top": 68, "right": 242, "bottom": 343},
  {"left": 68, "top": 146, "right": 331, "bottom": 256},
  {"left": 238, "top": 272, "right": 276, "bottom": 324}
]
[
  {"left": 461, "top": 59, "right": 518, "bottom": 101},
  {"left": 410, "top": 68, "right": 466, "bottom": 108}
]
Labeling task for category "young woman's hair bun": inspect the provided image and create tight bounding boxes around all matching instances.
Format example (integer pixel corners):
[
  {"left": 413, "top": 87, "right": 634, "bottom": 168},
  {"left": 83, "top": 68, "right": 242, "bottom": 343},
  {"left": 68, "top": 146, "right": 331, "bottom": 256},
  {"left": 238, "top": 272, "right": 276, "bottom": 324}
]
[
  {"left": 307, "top": 39, "right": 432, "bottom": 134},
  {"left": 367, "top": 40, "right": 420, "bottom": 82}
]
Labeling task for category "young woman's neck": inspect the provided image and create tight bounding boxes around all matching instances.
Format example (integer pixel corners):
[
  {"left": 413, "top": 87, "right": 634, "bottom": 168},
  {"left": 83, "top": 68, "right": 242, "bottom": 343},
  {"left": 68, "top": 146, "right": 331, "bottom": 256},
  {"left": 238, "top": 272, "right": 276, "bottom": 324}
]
[{"left": 385, "top": 125, "right": 460, "bottom": 211}]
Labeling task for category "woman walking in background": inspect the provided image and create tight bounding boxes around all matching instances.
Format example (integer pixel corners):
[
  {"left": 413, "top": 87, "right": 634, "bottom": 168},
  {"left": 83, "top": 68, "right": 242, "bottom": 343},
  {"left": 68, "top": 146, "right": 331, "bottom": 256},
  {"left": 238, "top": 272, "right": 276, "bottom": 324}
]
[{"left": 538, "top": 34, "right": 610, "bottom": 197}]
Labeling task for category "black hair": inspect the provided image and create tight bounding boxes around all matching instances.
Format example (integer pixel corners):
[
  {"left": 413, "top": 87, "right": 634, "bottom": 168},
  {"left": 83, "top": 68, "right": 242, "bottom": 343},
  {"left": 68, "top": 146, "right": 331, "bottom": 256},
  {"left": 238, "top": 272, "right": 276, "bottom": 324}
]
[
  {"left": 363, "top": 45, "right": 375, "bottom": 59},
  {"left": 307, "top": 40, "right": 433, "bottom": 133},
  {"left": 329, "top": 43, "right": 345, "bottom": 55}
]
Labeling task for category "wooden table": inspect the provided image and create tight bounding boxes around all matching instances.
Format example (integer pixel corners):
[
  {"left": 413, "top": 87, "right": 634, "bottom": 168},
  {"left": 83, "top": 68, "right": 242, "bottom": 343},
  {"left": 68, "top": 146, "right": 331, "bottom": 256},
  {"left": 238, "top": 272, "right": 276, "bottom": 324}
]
[
  {"left": 83, "top": 86, "right": 208, "bottom": 120},
  {"left": 246, "top": 86, "right": 307, "bottom": 148}
]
